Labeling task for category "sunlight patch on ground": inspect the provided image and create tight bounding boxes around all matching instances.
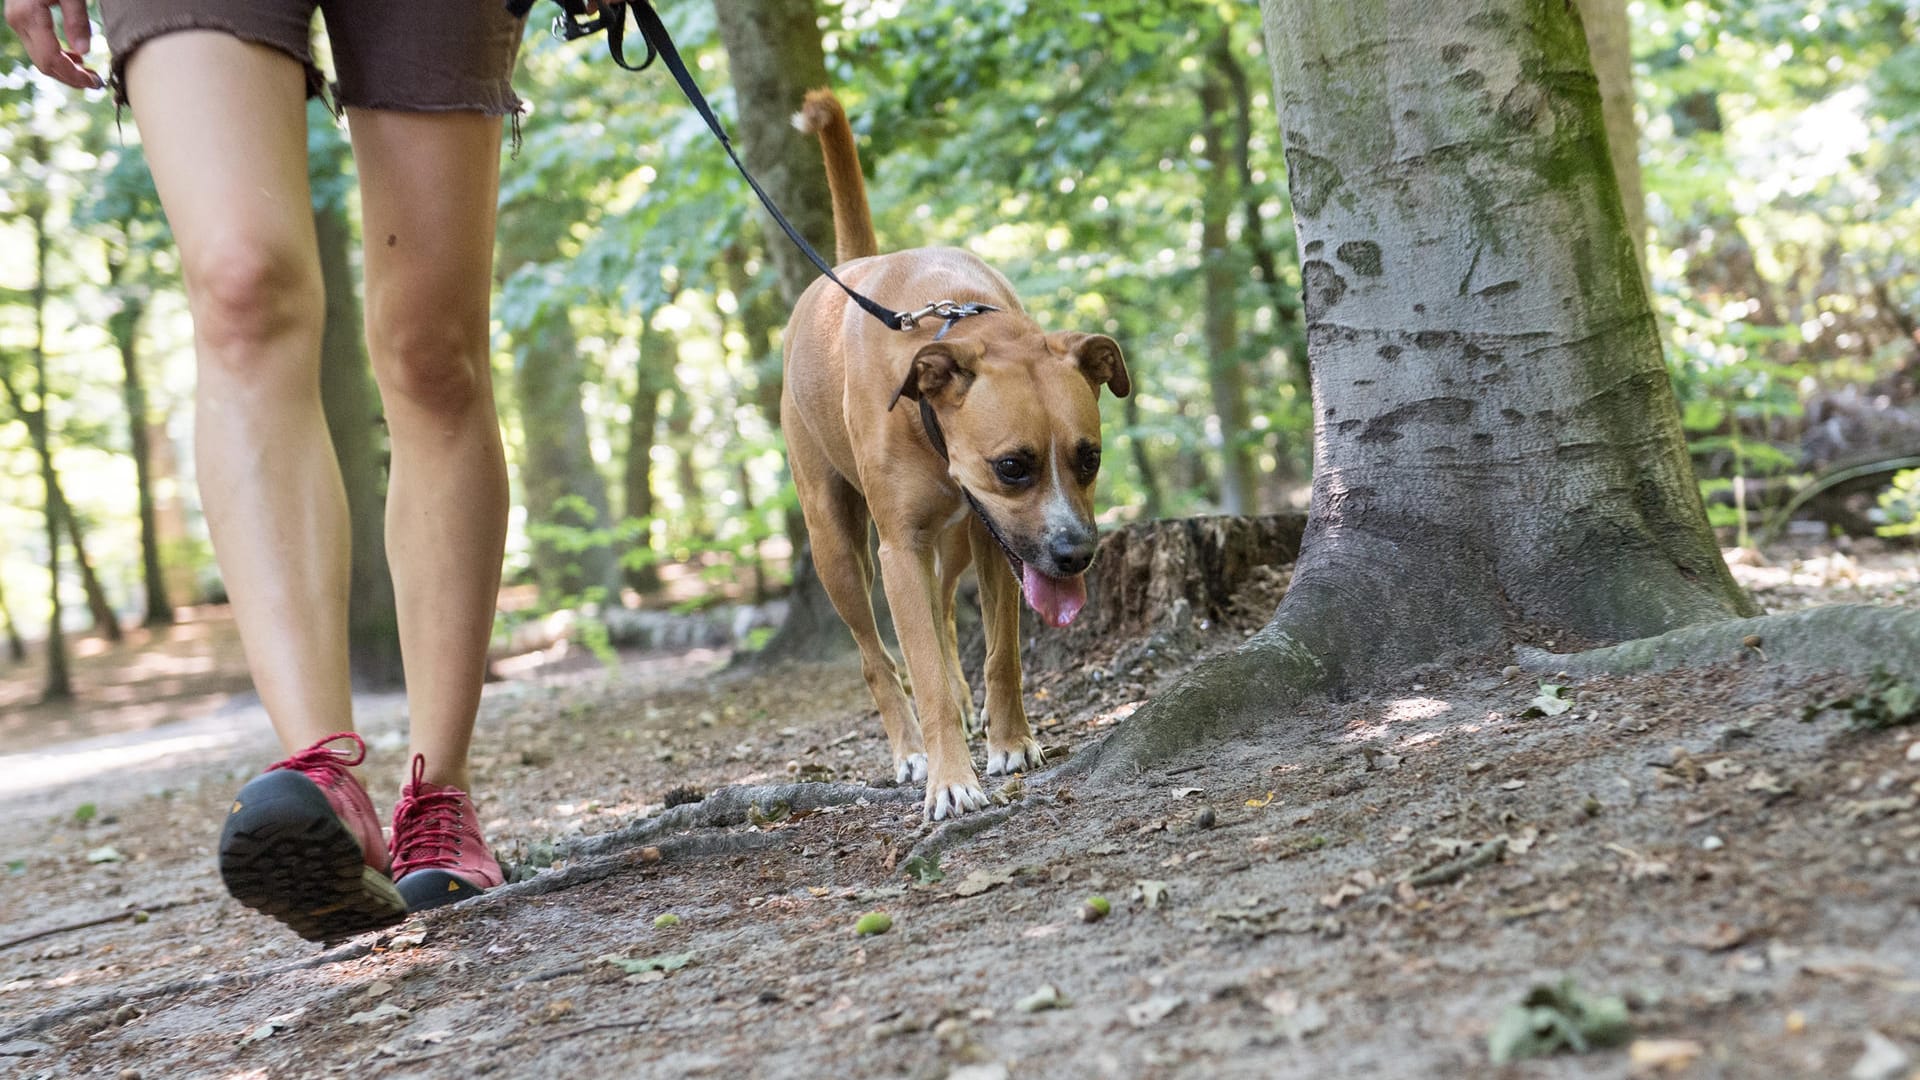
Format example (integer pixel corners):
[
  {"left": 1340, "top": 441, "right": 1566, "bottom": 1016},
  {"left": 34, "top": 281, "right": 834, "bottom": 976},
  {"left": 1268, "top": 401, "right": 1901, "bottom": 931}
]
[
  {"left": 1343, "top": 696, "right": 1454, "bottom": 743},
  {"left": 0, "top": 731, "right": 232, "bottom": 798}
]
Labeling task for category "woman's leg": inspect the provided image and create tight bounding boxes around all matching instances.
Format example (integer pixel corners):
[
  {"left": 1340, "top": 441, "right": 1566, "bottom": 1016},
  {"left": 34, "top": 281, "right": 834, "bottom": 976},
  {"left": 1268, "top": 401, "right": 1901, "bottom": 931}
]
[
  {"left": 346, "top": 108, "right": 510, "bottom": 795},
  {"left": 124, "top": 33, "right": 357, "bottom": 755}
]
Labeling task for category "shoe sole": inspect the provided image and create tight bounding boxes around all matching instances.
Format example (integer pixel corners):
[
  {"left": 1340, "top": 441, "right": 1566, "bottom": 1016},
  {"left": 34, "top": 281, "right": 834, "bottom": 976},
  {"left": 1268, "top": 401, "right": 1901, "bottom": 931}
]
[
  {"left": 396, "top": 869, "right": 491, "bottom": 913},
  {"left": 217, "top": 770, "right": 407, "bottom": 944}
]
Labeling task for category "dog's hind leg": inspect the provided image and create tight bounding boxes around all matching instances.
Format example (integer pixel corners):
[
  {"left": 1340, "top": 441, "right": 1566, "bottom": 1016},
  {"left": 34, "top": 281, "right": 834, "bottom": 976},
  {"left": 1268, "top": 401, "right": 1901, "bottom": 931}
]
[
  {"left": 936, "top": 524, "right": 980, "bottom": 739},
  {"left": 972, "top": 517, "right": 1044, "bottom": 775},
  {"left": 794, "top": 458, "right": 926, "bottom": 783}
]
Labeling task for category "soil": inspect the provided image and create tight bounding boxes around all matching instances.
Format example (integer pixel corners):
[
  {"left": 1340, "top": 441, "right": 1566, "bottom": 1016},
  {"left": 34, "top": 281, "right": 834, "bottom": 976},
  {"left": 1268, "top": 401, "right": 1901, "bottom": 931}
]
[{"left": 2, "top": 541, "right": 1918, "bottom": 1079}]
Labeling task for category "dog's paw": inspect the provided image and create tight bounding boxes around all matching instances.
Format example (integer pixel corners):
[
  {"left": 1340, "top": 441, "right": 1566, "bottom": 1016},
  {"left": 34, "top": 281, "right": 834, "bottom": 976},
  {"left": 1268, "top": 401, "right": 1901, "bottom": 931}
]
[
  {"left": 986, "top": 738, "right": 1045, "bottom": 776},
  {"left": 895, "top": 753, "right": 928, "bottom": 784},
  {"left": 925, "top": 779, "right": 989, "bottom": 821}
]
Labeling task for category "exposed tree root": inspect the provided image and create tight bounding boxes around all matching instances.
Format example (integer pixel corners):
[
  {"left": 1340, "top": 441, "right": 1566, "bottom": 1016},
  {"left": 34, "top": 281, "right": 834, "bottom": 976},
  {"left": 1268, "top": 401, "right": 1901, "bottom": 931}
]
[
  {"left": 0, "top": 940, "right": 373, "bottom": 1042},
  {"left": 899, "top": 798, "right": 1055, "bottom": 868},
  {"left": 561, "top": 782, "right": 917, "bottom": 862},
  {"left": 0, "top": 894, "right": 212, "bottom": 954},
  {"left": 1517, "top": 604, "right": 1920, "bottom": 682}
]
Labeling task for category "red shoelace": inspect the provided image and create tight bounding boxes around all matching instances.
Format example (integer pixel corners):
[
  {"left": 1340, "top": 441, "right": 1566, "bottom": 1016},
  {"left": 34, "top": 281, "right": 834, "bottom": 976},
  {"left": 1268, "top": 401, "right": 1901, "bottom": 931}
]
[
  {"left": 268, "top": 732, "right": 367, "bottom": 786},
  {"left": 389, "top": 754, "right": 468, "bottom": 879}
]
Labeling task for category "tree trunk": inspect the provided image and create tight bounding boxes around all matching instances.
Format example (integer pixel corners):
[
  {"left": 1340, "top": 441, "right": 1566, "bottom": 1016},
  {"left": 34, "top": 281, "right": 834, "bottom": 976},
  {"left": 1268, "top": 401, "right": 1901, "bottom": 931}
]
[
  {"left": 1199, "top": 62, "right": 1261, "bottom": 516},
  {"left": 50, "top": 481, "right": 122, "bottom": 642},
  {"left": 0, "top": 576, "right": 26, "bottom": 663},
  {"left": 712, "top": 0, "right": 857, "bottom": 661},
  {"left": 24, "top": 180, "right": 71, "bottom": 701},
  {"left": 1080, "top": 0, "right": 1756, "bottom": 780},
  {"left": 623, "top": 314, "right": 672, "bottom": 595},
  {"left": 106, "top": 245, "right": 174, "bottom": 628},
  {"left": 314, "top": 199, "right": 406, "bottom": 689},
  {"left": 1575, "top": 0, "right": 1647, "bottom": 288},
  {"left": 1122, "top": 392, "right": 1166, "bottom": 520},
  {"left": 1209, "top": 25, "right": 1310, "bottom": 397},
  {"left": 495, "top": 214, "right": 622, "bottom": 601}
]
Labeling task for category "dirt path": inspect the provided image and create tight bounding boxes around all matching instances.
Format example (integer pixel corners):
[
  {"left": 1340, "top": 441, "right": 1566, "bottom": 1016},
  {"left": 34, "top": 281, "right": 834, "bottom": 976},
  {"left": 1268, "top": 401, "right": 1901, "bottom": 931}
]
[{"left": 1, "top": 546, "right": 1917, "bottom": 1078}]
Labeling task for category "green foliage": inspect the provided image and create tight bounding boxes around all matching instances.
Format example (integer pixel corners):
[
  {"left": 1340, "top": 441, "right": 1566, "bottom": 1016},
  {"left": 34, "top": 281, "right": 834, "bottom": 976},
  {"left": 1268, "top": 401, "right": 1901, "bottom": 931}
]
[
  {"left": 1802, "top": 667, "right": 1920, "bottom": 729},
  {"left": 1873, "top": 468, "right": 1920, "bottom": 538},
  {"left": 1486, "top": 978, "right": 1631, "bottom": 1064}
]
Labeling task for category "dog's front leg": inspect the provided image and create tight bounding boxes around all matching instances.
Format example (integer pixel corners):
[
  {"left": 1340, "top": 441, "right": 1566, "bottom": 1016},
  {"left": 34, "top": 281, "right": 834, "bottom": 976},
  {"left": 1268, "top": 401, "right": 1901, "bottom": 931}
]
[
  {"left": 971, "top": 518, "right": 1045, "bottom": 775},
  {"left": 876, "top": 534, "right": 988, "bottom": 820}
]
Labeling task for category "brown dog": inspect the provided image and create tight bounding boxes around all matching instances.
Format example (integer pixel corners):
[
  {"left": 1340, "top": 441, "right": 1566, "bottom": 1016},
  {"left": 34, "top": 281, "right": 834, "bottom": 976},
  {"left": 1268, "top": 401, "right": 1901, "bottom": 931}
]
[{"left": 782, "top": 90, "right": 1130, "bottom": 820}]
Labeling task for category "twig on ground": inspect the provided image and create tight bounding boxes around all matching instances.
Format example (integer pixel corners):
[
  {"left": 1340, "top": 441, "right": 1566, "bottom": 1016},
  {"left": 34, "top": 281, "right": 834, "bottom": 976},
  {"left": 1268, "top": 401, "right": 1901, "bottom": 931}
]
[
  {"left": 901, "top": 798, "right": 1047, "bottom": 868},
  {"left": 0, "top": 894, "right": 214, "bottom": 953},
  {"left": 562, "top": 781, "right": 916, "bottom": 862},
  {"left": 1406, "top": 838, "right": 1507, "bottom": 889}
]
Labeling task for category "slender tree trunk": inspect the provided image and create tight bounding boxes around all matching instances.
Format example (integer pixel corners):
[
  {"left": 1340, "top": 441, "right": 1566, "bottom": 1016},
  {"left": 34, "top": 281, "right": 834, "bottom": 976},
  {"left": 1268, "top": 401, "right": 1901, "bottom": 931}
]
[
  {"left": 1122, "top": 392, "right": 1166, "bottom": 521},
  {"left": 0, "top": 576, "right": 26, "bottom": 663},
  {"left": 24, "top": 182, "right": 71, "bottom": 701},
  {"left": 1575, "top": 0, "right": 1647, "bottom": 287},
  {"left": 106, "top": 245, "right": 174, "bottom": 628},
  {"left": 314, "top": 200, "right": 405, "bottom": 689},
  {"left": 624, "top": 313, "right": 672, "bottom": 594},
  {"left": 713, "top": 0, "right": 859, "bottom": 661},
  {"left": 1209, "top": 25, "right": 1310, "bottom": 394},
  {"left": 50, "top": 481, "right": 122, "bottom": 642},
  {"left": 1081, "top": 0, "right": 1755, "bottom": 779},
  {"left": 1199, "top": 63, "right": 1260, "bottom": 516}
]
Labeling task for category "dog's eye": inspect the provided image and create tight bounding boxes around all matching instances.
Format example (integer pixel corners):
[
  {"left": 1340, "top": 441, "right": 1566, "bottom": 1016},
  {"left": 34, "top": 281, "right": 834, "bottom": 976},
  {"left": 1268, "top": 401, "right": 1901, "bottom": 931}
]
[
  {"left": 1075, "top": 446, "right": 1101, "bottom": 483},
  {"left": 993, "top": 457, "right": 1033, "bottom": 486}
]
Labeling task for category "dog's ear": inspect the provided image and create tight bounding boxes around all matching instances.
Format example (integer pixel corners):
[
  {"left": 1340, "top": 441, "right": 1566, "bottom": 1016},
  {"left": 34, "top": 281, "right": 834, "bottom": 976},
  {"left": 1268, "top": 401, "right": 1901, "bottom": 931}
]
[
  {"left": 889, "top": 340, "right": 983, "bottom": 410},
  {"left": 1051, "top": 332, "right": 1131, "bottom": 398}
]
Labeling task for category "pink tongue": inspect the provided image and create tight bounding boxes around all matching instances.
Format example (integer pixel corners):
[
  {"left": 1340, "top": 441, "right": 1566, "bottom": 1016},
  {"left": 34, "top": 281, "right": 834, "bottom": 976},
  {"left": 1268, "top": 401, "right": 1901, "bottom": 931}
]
[{"left": 1021, "top": 565, "right": 1088, "bottom": 628}]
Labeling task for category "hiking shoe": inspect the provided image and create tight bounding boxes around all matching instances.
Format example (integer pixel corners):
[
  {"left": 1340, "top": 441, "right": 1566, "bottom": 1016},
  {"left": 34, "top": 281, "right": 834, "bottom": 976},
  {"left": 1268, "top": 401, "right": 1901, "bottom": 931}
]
[
  {"left": 217, "top": 732, "right": 407, "bottom": 943},
  {"left": 390, "top": 754, "right": 504, "bottom": 912}
]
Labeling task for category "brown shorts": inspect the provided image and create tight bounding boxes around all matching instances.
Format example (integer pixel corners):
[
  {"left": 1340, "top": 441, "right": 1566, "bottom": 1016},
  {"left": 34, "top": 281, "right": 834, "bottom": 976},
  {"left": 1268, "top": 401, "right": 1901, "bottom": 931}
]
[{"left": 100, "top": 0, "right": 525, "bottom": 115}]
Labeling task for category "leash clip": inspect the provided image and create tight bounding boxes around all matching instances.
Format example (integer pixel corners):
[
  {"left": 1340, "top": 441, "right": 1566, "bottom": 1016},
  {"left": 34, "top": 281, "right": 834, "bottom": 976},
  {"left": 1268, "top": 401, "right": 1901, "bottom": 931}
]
[{"left": 896, "top": 299, "right": 998, "bottom": 333}]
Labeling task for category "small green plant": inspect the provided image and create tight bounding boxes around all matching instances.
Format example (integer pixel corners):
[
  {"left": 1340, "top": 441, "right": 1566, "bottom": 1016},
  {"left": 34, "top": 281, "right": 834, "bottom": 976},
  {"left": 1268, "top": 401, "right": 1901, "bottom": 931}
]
[
  {"left": 1801, "top": 667, "right": 1920, "bottom": 729},
  {"left": 1873, "top": 468, "right": 1920, "bottom": 539},
  {"left": 900, "top": 852, "right": 944, "bottom": 884},
  {"left": 73, "top": 803, "right": 97, "bottom": 825}
]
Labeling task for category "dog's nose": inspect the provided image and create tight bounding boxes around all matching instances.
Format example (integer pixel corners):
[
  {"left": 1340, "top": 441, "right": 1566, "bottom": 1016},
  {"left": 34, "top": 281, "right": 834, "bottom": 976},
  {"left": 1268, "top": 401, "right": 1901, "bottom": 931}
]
[{"left": 1049, "top": 534, "right": 1095, "bottom": 576}]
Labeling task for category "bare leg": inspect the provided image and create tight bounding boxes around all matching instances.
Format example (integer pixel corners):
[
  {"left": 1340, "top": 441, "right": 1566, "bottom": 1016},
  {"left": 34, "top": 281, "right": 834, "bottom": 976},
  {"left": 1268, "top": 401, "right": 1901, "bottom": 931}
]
[
  {"left": 125, "top": 35, "right": 354, "bottom": 756},
  {"left": 346, "top": 109, "right": 509, "bottom": 795}
]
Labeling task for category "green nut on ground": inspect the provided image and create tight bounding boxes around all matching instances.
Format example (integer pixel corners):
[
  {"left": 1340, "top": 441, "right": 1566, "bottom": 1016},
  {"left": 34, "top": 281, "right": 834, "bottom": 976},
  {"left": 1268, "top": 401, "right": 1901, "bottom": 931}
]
[
  {"left": 855, "top": 911, "right": 893, "bottom": 936},
  {"left": 1080, "top": 896, "right": 1111, "bottom": 922},
  {"left": 653, "top": 913, "right": 681, "bottom": 929}
]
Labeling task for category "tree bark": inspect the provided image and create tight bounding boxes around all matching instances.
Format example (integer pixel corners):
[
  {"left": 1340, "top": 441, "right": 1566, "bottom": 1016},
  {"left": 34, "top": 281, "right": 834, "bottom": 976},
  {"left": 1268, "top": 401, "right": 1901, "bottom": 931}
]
[
  {"left": 105, "top": 242, "right": 173, "bottom": 628},
  {"left": 1575, "top": 0, "right": 1647, "bottom": 288},
  {"left": 623, "top": 314, "right": 671, "bottom": 594},
  {"left": 495, "top": 221, "right": 622, "bottom": 602},
  {"left": 23, "top": 174, "right": 71, "bottom": 701},
  {"left": 49, "top": 481, "right": 121, "bottom": 642},
  {"left": 1199, "top": 61, "right": 1261, "bottom": 516},
  {"left": 314, "top": 198, "right": 405, "bottom": 689},
  {"left": 1079, "top": 0, "right": 1756, "bottom": 780},
  {"left": 712, "top": 0, "right": 857, "bottom": 661},
  {"left": 0, "top": 576, "right": 26, "bottom": 663}
]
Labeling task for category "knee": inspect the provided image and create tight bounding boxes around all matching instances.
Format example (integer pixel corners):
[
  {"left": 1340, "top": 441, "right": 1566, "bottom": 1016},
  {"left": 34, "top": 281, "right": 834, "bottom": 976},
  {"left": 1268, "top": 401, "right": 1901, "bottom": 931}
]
[
  {"left": 185, "top": 242, "right": 323, "bottom": 362},
  {"left": 372, "top": 321, "right": 491, "bottom": 416}
]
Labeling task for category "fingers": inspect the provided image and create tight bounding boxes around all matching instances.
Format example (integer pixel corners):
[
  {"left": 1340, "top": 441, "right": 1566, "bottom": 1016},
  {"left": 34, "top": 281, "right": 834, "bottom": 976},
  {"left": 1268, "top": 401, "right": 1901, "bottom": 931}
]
[
  {"left": 5, "top": 0, "right": 102, "bottom": 89},
  {"left": 56, "top": 0, "right": 89, "bottom": 55}
]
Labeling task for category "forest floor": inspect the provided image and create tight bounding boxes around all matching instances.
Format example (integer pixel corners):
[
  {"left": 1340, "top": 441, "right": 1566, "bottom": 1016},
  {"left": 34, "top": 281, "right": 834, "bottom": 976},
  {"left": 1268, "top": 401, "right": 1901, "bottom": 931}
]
[{"left": 2, "top": 540, "right": 1918, "bottom": 1079}]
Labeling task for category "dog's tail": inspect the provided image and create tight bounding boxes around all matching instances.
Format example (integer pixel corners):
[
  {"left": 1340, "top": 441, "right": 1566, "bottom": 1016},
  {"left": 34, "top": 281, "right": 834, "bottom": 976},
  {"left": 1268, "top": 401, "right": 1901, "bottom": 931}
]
[{"left": 794, "top": 89, "right": 879, "bottom": 264}]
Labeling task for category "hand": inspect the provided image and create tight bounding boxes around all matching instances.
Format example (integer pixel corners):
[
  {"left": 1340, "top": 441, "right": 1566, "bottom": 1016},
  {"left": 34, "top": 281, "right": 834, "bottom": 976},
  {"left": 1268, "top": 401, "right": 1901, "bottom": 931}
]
[{"left": 5, "top": 0, "right": 103, "bottom": 90}]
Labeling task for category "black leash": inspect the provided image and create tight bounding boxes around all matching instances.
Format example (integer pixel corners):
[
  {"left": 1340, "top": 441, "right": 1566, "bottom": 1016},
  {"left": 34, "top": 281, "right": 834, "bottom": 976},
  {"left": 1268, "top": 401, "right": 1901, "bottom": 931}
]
[{"left": 509, "top": 0, "right": 995, "bottom": 337}]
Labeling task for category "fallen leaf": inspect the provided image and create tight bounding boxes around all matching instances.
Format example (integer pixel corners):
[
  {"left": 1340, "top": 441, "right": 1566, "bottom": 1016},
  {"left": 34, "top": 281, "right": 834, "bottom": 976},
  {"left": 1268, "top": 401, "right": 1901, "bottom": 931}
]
[
  {"left": 1135, "top": 880, "right": 1170, "bottom": 911},
  {"left": 1703, "top": 758, "right": 1746, "bottom": 780},
  {"left": 360, "top": 980, "right": 395, "bottom": 1001},
  {"left": 1673, "top": 922, "right": 1749, "bottom": 952},
  {"left": 1014, "top": 985, "right": 1068, "bottom": 1013},
  {"left": 1525, "top": 685, "right": 1573, "bottom": 718},
  {"left": 1246, "top": 791, "right": 1277, "bottom": 808},
  {"left": 1170, "top": 787, "right": 1205, "bottom": 800},
  {"left": 953, "top": 868, "right": 1016, "bottom": 898},
  {"left": 597, "top": 952, "right": 693, "bottom": 975},
  {"left": 386, "top": 930, "right": 428, "bottom": 950},
  {"left": 1629, "top": 1038, "right": 1704, "bottom": 1075},
  {"left": 344, "top": 1004, "right": 412, "bottom": 1027},
  {"left": 1501, "top": 780, "right": 1528, "bottom": 791},
  {"left": 84, "top": 846, "right": 123, "bottom": 865},
  {"left": 1851, "top": 1030, "right": 1911, "bottom": 1080},
  {"left": 1125, "top": 995, "right": 1185, "bottom": 1027},
  {"left": 1486, "top": 978, "right": 1630, "bottom": 1064}
]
